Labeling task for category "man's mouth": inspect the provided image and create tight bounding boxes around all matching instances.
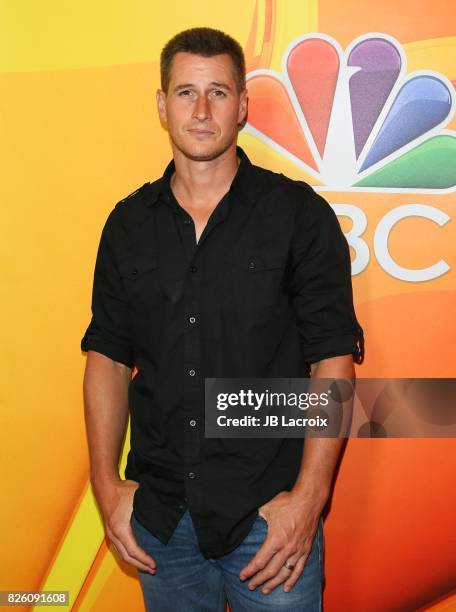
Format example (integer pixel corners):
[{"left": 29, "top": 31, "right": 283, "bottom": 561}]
[{"left": 187, "top": 129, "right": 214, "bottom": 135}]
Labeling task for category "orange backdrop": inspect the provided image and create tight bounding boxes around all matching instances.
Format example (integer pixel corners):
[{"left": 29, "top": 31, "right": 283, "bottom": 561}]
[{"left": 1, "top": 1, "right": 455, "bottom": 611}]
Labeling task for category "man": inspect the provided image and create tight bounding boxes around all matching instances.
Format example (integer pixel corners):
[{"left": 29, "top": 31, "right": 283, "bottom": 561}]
[{"left": 81, "top": 27, "right": 364, "bottom": 611}]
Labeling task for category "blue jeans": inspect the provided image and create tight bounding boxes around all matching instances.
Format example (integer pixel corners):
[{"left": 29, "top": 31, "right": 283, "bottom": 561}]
[{"left": 130, "top": 510, "right": 324, "bottom": 611}]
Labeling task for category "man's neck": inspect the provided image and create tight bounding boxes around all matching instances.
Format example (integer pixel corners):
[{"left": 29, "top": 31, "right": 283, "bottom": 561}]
[{"left": 170, "top": 144, "right": 240, "bottom": 208}]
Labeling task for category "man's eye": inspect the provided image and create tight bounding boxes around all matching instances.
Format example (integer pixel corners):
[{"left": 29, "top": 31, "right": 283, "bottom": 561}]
[
  {"left": 178, "top": 90, "right": 192, "bottom": 96},
  {"left": 212, "top": 90, "right": 227, "bottom": 97}
]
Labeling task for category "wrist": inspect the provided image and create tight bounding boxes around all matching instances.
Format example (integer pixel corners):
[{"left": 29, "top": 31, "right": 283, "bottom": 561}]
[
  {"left": 291, "top": 477, "right": 330, "bottom": 509},
  {"left": 90, "top": 471, "right": 122, "bottom": 490}
]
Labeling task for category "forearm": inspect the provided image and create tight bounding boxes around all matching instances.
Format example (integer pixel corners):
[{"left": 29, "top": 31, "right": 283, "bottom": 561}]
[
  {"left": 243, "top": 355, "right": 356, "bottom": 589},
  {"left": 291, "top": 355, "right": 355, "bottom": 505},
  {"left": 83, "top": 350, "right": 132, "bottom": 491}
]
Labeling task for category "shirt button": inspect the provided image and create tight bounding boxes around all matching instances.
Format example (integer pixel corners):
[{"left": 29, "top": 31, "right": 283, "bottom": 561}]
[
  {"left": 189, "top": 369, "right": 196, "bottom": 376},
  {"left": 188, "top": 472, "right": 196, "bottom": 479},
  {"left": 190, "top": 265, "right": 198, "bottom": 273},
  {"left": 189, "top": 419, "right": 196, "bottom": 426},
  {"left": 248, "top": 261, "right": 255, "bottom": 271},
  {"left": 189, "top": 316, "right": 196, "bottom": 324},
  {"left": 183, "top": 217, "right": 192, "bottom": 225}
]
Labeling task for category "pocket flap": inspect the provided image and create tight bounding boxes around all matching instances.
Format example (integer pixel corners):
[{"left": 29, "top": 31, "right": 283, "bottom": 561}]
[
  {"left": 226, "top": 253, "right": 285, "bottom": 272},
  {"left": 119, "top": 254, "right": 158, "bottom": 279}
]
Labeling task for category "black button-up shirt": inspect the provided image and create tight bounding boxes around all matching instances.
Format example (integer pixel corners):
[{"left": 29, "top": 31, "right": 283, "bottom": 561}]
[{"left": 80, "top": 146, "right": 364, "bottom": 559}]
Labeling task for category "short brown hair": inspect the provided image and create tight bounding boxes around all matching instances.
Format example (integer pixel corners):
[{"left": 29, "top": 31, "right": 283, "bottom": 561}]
[{"left": 160, "top": 27, "right": 246, "bottom": 94}]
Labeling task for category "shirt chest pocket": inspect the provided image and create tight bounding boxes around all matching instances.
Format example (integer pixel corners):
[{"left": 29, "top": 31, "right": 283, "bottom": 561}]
[
  {"left": 118, "top": 254, "right": 161, "bottom": 308},
  {"left": 223, "top": 252, "right": 288, "bottom": 314}
]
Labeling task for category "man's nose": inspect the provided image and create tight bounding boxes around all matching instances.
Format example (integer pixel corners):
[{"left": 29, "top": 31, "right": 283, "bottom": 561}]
[{"left": 192, "top": 94, "right": 211, "bottom": 121}]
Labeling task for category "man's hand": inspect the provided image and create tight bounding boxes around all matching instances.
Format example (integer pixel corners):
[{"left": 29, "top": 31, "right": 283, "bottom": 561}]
[
  {"left": 239, "top": 488, "right": 324, "bottom": 594},
  {"left": 95, "top": 477, "right": 157, "bottom": 574}
]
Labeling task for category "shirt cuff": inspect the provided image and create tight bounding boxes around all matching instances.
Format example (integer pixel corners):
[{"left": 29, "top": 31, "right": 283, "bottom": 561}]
[
  {"left": 81, "top": 331, "right": 134, "bottom": 368},
  {"left": 301, "top": 329, "right": 364, "bottom": 365}
]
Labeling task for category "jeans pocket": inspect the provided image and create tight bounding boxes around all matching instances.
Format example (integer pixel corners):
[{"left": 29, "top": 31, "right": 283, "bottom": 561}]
[
  {"left": 130, "top": 512, "right": 146, "bottom": 544},
  {"left": 130, "top": 513, "right": 139, "bottom": 536},
  {"left": 256, "top": 511, "right": 268, "bottom": 527}
]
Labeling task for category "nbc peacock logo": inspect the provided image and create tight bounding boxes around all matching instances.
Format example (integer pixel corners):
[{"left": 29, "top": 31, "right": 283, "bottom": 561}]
[{"left": 245, "top": 33, "right": 456, "bottom": 193}]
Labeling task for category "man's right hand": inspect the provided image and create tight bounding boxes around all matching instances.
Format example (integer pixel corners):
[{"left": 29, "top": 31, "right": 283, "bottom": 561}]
[{"left": 95, "top": 477, "right": 157, "bottom": 574}]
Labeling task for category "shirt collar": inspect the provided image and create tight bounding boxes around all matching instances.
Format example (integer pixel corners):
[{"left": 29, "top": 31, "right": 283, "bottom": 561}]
[{"left": 146, "top": 145, "right": 255, "bottom": 209}]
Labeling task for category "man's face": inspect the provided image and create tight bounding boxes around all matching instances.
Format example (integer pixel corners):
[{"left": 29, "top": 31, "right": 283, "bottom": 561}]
[{"left": 156, "top": 52, "right": 248, "bottom": 161}]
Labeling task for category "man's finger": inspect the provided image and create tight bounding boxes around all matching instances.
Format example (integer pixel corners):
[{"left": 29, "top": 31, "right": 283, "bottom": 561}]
[
  {"left": 239, "top": 535, "right": 282, "bottom": 581},
  {"left": 260, "top": 552, "right": 308, "bottom": 594},
  {"left": 108, "top": 526, "right": 157, "bottom": 573},
  {"left": 109, "top": 534, "right": 156, "bottom": 573},
  {"left": 259, "top": 560, "right": 304, "bottom": 594},
  {"left": 123, "top": 526, "right": 158, "bottom": 569},
  {"left": 282, "top": 553, "right": 308, "bottom": 592},
  {"left": 246, "top": 547, "right": 292, "bottom": 589}
]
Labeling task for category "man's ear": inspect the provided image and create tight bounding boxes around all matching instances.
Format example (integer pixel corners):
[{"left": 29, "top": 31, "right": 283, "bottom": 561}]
[
  {"left": 237, "top": 88, "right": 248, "bottom": 127},
  {"left": 238, "top": 88, "right": 248, "bottom": 125},
  {"left": 156, "top": 89, "right": 167, "bottom": 124}
]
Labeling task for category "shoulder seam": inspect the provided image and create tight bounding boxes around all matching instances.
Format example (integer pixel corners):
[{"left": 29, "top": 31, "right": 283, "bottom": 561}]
[
  {"left": 252, "top": 164, "right": 316, "bottom": 194},
  {"left": 116, "top": 182, "right": 151, "bottom": 206},
  {"left": 280, "top": 173, "right": 316, "bottom": 194}
]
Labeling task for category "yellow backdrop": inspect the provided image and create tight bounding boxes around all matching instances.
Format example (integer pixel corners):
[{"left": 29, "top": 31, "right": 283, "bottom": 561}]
[{"left": 2, "top": 1, "right": 455, "bottom": 610}]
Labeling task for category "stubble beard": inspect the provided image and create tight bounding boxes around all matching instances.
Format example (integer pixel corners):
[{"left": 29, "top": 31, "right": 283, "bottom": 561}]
[{"left": 171, "top": 131, "right": 238, "bottom": 163}]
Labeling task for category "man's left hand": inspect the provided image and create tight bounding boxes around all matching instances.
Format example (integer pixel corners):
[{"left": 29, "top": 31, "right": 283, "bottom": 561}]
[{"left": 239, "top": 489, "right": 324, "bottom": 594}]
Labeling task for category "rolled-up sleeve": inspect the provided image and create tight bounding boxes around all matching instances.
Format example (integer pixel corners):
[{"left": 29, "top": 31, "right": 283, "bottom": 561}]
[
  {"left": 80, "top": 205, "right": 134, "bottom": 368},
  {"left": 289, "top": 187, "right": 364, "bottom": 365}
]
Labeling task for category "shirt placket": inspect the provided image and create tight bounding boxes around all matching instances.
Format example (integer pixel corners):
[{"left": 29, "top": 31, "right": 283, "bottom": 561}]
[
  {"left": 178, "top": 204, "right": 228, "bottom": 543},
  {"left": 181, "top": 212, "right": 202, "bottom": 508}
]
